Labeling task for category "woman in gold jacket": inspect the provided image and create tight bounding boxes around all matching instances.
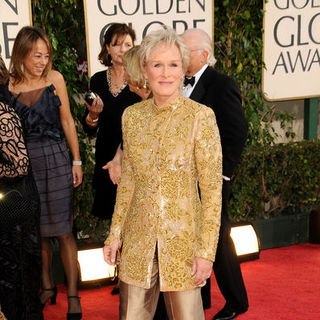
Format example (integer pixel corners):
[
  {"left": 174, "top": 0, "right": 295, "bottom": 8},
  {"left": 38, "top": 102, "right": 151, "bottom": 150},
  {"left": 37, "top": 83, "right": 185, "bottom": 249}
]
[{"left": 104, "top": 28, "right": 222, "bottom": 320}]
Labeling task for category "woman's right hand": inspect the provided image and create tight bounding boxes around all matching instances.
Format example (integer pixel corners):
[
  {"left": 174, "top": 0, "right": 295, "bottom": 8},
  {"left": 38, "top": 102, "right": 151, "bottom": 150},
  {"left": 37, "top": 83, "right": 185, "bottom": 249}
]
[
  {"left": 84, "top": 94, "right": 104, "bottom": 118},
  {"left": 103, "top": 239, "right": 120, "bottom": 265}
]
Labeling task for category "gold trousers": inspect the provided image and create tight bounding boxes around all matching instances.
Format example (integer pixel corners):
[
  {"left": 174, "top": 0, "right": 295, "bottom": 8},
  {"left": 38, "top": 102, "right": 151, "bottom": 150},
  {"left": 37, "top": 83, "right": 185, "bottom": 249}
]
[{"left": 119, "top": 252, "right": 204, "bottom": 320}]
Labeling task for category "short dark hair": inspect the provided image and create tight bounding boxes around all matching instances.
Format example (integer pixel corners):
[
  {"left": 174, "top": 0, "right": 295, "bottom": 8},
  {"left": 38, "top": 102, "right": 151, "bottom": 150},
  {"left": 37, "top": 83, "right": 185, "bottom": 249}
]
[{"left": 98, "top": 23, "right": 136, "bottom": 66}]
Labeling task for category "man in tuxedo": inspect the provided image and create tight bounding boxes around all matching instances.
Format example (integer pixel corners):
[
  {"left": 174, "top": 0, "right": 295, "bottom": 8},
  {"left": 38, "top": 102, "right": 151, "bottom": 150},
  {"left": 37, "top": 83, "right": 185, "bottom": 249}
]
[{"left": 181, "top": 29, "right": 248, "bottom": 320}]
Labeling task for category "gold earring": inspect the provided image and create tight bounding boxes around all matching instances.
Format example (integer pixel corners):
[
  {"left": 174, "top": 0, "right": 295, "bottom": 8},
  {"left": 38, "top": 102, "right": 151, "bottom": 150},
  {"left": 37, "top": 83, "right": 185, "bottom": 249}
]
[
  {"left": 143, "top": 79, "right": 147, "bottom": 89},
  {"left": 181, "top": 78, "right": 185, "bottom": 90}
]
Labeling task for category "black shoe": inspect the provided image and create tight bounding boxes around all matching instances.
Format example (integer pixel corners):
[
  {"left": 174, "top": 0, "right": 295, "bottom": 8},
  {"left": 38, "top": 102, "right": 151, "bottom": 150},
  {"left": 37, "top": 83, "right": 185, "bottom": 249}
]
[
  {"left": 213, "top": 307, "right": 246, "bottom": 320},
  {"left": 111, "top": 285, "right": 120, "bottom": 295},
  {"left": 67, "top": 296, "right": 82, "bottom": 320},
  {"left": 40, "top": 286, "right": 58, "bottom": 308}
]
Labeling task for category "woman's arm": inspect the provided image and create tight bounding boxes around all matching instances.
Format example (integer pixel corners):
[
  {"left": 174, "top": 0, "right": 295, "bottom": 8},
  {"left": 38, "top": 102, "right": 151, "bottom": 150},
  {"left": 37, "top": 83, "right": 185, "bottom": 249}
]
[
  {"left": 49, "top": 70, "right": 82, "bottom": 187},
  {"left": 192, "top": 107, "right": 223, "bottom": 285},
  {"left": 195, "top": 107, "right": 222, "bottom": 259},
  {"left": 104, "top": 109, "right": 135, "bottom": 260},
  {"left": 84, "top": 95, "right": 103, "bottom": 128},
  {"left": 82, "top": 74, "right": 104, "bottom": 134}
]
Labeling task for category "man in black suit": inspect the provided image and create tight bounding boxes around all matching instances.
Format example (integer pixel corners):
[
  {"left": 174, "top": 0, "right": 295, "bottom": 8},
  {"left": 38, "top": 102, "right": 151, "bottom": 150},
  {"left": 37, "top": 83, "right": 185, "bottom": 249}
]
[{"left": 181, "top": 29, "right": 248, "bottom": 320}]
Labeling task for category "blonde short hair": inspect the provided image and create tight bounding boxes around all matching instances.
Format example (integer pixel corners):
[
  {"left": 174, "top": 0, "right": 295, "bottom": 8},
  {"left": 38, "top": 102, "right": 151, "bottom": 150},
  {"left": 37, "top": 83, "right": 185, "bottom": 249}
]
[
  {"left": 123, "top": 46, "right": 145, "bottom": 88},
  {"left": 139, "top": 28, "right": 190, "bottom": 73}
]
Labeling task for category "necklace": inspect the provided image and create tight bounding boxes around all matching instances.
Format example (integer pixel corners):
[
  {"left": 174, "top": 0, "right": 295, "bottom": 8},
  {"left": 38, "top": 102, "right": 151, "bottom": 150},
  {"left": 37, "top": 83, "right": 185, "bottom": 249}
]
[{"left": 106, "top": 67, "right": 127, "bottom": 98}]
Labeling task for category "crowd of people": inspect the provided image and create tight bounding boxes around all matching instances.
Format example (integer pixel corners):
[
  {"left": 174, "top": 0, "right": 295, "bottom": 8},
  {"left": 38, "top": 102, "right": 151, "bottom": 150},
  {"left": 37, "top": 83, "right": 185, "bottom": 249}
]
[{"left": 0, "top": 22, "right": 248, "bottom": 320}]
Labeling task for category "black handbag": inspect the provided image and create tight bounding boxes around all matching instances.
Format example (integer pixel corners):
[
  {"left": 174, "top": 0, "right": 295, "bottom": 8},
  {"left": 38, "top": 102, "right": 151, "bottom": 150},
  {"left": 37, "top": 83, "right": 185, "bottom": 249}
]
[{"left": 0, "top": 189, "right": 33, "bottom": 227}]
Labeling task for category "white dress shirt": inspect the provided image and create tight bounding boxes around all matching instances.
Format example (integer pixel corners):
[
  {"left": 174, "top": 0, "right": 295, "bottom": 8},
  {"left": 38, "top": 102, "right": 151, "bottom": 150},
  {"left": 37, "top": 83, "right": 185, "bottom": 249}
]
[{"left": 181, "top": 64, "right": 208, "bottom": 98}]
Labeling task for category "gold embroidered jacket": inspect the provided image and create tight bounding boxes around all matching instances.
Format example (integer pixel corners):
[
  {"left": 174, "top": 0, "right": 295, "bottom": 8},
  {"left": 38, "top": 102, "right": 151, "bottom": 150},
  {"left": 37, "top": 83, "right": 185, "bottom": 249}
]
[{"left": 105, "top": 95, "right": 222, "bottom": 291}]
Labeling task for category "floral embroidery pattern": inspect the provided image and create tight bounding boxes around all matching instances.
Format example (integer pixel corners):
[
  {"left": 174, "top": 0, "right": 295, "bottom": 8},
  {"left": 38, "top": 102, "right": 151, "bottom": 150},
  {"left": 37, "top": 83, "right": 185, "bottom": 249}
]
[
  {"left": 0, "top": 102, "right": 29, "bottom": 178},
  {"left": 106, "top": 95, "right": 222, "bottom": 291}
]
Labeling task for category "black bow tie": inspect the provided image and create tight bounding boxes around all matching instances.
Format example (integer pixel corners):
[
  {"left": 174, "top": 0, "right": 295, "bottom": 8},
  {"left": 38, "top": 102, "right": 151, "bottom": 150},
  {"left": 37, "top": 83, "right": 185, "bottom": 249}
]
[{"left": 184, "top": 76, "right": 195, "bottom": 87}]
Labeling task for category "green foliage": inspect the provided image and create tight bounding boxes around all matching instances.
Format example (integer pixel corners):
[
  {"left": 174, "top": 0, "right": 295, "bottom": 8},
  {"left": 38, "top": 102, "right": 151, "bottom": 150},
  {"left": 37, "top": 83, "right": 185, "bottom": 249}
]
[
  {"left": 214, "top": 0, "right": 295, "bottom": 145},
  {"left": 229, "top": 140, "right": 320, "bottom": 221},
  {"left": 32, "top": 0, "right": 88, "bottom": 98}
]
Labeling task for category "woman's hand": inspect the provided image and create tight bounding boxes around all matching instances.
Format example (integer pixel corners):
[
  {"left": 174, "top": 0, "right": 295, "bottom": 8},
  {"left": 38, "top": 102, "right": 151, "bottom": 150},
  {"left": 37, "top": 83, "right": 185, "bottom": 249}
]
[
  {"left": 72, "top": 164, "right": 83, "bottom": 187},
  {"left": 103, "top": 239, "right": 120, "bottom": 265},
  {"left": 84, "top": 94, "right": 104, "bottom": 118},
  {"left": 191, "top": 257, "right": 213, "bottom": 286},
  {"left": 103, "top": 160, "right": 121, "bottom": 185}
]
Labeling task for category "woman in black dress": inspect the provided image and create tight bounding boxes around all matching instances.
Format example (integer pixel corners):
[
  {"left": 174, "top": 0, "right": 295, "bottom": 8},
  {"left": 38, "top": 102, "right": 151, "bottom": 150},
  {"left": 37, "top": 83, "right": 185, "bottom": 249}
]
[
  {"left": 83, "top": 23, "right": 141, "bottom": 220},
  {"left": 0, "top": 55, "right": 42, "bottom": 319}
]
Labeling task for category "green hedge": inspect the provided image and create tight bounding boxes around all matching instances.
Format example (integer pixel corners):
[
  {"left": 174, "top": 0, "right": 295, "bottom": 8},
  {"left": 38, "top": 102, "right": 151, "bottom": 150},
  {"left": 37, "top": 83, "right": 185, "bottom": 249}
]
[
  {"left": 75, "top": 139, "right": 320, "bottom": 237},
  {"left": 229, "top": 140, "right": 320, "bottom": 221}
]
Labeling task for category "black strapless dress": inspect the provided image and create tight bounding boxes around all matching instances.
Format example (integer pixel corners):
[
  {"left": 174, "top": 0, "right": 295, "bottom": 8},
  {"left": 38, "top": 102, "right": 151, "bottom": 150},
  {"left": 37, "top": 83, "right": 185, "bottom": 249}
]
[{"left": 12, "top": 85, "right": 73, "bottom": 237}]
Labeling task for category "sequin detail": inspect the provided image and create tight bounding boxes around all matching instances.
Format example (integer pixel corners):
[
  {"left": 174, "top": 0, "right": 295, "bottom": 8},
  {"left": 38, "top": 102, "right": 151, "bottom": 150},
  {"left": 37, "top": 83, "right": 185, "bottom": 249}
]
[{"left": 106, "top": 95, "right": 222, "bottom": 291}]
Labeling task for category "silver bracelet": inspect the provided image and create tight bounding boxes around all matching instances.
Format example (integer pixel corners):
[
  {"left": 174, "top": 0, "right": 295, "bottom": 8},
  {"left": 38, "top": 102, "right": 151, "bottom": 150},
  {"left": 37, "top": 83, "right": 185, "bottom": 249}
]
[{"left": 72, "top": 160, "right": 82, "bottom": 166}]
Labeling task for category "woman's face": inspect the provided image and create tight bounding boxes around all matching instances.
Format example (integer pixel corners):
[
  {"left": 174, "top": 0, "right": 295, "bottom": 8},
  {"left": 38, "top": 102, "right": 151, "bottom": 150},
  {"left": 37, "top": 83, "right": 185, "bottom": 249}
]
[
  {"left": 107, "top": 34, "right": 134, "bottom": 65},
  {"left": 23, "top": 39, "right": 49, "bottom": 78},
  {"left": 144, "top": 43, "right": 184, "bottom": 106}
]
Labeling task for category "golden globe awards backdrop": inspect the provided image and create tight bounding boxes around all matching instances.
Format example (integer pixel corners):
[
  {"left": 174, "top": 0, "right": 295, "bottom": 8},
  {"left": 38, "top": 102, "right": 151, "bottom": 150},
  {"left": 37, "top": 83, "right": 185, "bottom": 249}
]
[
  {"left": 83, "top": 0, "right": 214, "bottom": 77},
  {"left": 0, "top": 0, "right": 32, "bottom": 68},
  {"left": 263, "top": 0, "right": 320, "bottom": 101}
]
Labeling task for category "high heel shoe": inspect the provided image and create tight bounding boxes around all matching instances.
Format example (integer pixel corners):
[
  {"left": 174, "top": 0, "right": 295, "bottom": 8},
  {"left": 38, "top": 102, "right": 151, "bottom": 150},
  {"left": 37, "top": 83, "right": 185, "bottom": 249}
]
[
  {"left": 40, "top": 286, "right": 58, "bottom": 308},
  {"left": 67, "top": 296, "right": 82, "bottom": 320},
  {"left": 110, "top": 285, "right": 120, "bottom": 295}
]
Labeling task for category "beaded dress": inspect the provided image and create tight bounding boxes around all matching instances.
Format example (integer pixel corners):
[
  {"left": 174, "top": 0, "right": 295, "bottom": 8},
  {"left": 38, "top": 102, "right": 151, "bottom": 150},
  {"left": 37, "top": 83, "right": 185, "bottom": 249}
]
[{"left": 0, "top": 84, "right": 42, "bottom": 320}]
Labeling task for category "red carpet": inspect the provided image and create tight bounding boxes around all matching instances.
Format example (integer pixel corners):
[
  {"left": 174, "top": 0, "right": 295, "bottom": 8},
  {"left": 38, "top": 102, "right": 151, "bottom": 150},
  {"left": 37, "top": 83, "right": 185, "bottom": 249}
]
[{"left": 43, "top": 243, "right": 320, "bottom": 319}]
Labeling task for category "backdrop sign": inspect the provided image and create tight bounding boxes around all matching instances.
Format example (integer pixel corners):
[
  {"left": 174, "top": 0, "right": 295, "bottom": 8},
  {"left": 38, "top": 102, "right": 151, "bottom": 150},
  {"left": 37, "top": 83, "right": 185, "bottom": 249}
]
[
  {"left": 0, "top": 0, "right": 32, "bottom": 68},
  {"left": 83, "top": 0, "right": 213, "bottom": 77},
  {"left": 263, "top": 0, "right": 320, "bottom": 101}
]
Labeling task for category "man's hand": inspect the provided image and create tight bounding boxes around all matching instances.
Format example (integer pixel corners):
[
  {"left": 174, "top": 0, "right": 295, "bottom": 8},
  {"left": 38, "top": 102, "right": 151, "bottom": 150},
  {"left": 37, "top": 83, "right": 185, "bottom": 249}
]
[{"left": 103, "top": 160, "right": 121, "bottom": 185}]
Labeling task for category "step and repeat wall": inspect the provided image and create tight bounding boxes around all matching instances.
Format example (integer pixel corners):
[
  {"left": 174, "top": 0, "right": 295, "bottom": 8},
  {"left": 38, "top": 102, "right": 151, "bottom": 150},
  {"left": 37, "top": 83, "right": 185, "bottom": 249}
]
[
  {"left": 263, "top": 0, "right": 320, "bottom": 101},
  {"left": 83, "top": 0, "right": 214, "bottom": 76},
  {"left": 0, "top": 0, "right": 32, "bottom": 68},
  {"left": 1, "top": 0, "right": 319, "bottom": 101}
]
